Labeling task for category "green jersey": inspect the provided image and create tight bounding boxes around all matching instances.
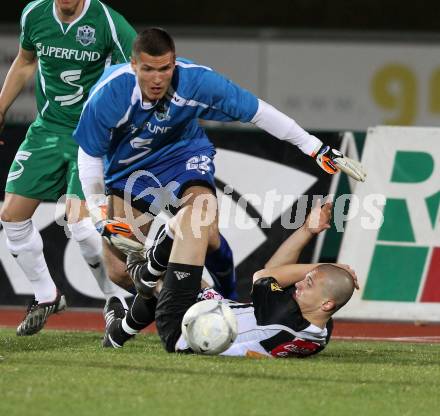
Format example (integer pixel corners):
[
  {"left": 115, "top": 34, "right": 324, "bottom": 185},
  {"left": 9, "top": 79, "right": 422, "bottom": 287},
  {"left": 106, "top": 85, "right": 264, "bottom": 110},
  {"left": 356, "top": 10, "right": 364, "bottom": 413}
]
[{"left": 20, "top": 0, "right": 136, "bottom": 133}]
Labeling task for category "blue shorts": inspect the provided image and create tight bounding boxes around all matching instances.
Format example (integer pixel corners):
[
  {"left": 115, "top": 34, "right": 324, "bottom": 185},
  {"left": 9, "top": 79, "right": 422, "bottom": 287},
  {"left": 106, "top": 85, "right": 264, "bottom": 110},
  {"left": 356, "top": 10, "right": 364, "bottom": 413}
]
[{"left": 108, "top": 148, "right": 216, "bottom": 216}]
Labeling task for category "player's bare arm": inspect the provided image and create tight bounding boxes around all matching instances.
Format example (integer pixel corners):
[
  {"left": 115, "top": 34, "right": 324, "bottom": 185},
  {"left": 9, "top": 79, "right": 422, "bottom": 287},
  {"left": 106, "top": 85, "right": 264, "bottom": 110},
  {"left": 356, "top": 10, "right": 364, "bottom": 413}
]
[
  {"left": 253, "top": 200, "right": 358, "bottom": 288},
  {"left": 265, "top": 201, "right": 332, "bottom": 268},
  {"left": 253, "top": 263, "right": 321, "bottom": 287},
  {"left": 253, "top": 201, "right": 339, "bottom": 286},
  {"left": 0, "top": 47, "right": 37, "bottom": 135}
]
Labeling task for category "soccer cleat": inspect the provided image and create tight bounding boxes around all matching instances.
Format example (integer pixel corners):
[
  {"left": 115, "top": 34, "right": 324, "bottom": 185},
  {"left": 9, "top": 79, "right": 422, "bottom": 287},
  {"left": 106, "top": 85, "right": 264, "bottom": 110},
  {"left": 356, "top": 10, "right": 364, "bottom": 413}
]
[
  {"left": 16, "top": 292, "right": 67, "bottom": 336},
  {"left": 102, "top": 318, "right": 123, "bottom": 348},
  {"left": 102, "top": 318, "right": 133, "bottom": 348},
  {"left": 126, "top": 251, "right": 162, "bottom": 299},
  {"left": 102, "top": 297, "right": 131, "bottom": 348},
  {"left": 103, "top": 296, "right": 127, "bottom": 329}
]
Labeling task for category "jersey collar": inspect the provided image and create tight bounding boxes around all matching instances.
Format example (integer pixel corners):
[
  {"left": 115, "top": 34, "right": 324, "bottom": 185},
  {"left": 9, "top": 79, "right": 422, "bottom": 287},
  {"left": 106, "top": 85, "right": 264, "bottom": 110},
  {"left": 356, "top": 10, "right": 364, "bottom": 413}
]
[
  {"left": 52, "top": 0, "right": 91, "bottom": 35},
  {"left": 132, "top": 79, "right": 161, "bottom": 110},
  {"left": 304, "top": 323, "right": 328, "bottom": 338}
]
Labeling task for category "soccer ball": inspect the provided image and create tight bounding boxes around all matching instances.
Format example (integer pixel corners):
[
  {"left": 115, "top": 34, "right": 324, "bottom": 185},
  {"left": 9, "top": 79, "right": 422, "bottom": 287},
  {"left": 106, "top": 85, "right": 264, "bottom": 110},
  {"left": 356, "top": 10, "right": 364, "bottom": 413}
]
[{"left": 181, "top": 299, "right": 238, "bottom": 355}]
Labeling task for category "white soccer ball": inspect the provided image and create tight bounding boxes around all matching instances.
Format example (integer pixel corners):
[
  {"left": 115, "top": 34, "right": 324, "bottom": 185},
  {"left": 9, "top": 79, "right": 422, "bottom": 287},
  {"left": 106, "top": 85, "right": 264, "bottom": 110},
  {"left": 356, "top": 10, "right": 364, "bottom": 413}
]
[{"left": 181, "top": 299, "right": 238, "bottom": 355}]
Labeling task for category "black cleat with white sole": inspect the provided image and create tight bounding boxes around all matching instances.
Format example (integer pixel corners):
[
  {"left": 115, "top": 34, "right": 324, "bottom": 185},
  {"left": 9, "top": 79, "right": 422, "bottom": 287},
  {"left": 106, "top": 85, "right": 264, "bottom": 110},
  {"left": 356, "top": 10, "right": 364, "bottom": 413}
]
[
  {"left": 103, "top": 296, "right": 127, "bottom": 329},
  {"left": 102, "top": 318, "right": 134, "bottom": 348},
  {"left": 102, "top": 297, "right": 132, "bottom": 348},
  {"left": 16, "top": 292, "right": 67, "bottom": 336}
]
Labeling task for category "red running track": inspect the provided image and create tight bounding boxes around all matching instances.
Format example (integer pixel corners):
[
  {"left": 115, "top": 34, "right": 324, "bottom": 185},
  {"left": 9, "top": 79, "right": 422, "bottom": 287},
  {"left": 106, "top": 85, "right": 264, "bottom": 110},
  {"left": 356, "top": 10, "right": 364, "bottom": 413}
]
[
  {"left": 1, "top": 308, "right": 439, "bottom": 342},
  {"left": 0, "top": 308, "right": 155, "bottom": 333}
]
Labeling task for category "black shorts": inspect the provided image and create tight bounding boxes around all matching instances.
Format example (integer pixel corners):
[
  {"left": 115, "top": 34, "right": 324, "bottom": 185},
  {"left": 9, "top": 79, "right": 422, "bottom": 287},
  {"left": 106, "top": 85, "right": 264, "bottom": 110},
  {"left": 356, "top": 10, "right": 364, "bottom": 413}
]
[{"left": 155, "top": 287, "right": 199, "bottom": 353}]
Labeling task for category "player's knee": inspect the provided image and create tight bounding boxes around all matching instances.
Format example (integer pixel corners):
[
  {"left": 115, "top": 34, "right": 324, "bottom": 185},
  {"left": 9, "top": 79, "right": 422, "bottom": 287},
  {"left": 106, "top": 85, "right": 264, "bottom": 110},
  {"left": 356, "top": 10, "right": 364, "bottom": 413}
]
[
  {"left": 0, "top": 210, "right": 11, "bottom": 223},
  {"left": 2, "top": 219, "right": 43, "bottom": 254},
  {"left": 172, "top": 204, "right": 217, "bottom": 240},
  {"left": 190, "top": 192, "right": 217, "bottom": 214},
  {"left": 0, "top": 207, "right": 18, "bottom": 223},
  {"left": 173, "top": 205, "right": 192, "bottom": 222},
  {"left": 65, "top": 198, "right": 88, "bottom": 224},
  {"left": 68, "top": 218, "right": 96, "bottom": 242},
  {"left": 190, "top": 200, "right": 217, "bottom": 230}
]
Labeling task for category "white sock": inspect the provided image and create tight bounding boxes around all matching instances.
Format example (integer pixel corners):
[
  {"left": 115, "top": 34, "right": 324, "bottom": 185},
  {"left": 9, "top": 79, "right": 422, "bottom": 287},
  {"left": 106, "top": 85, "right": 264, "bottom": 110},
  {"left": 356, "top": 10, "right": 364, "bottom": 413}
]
[
  {"left": 122, "top": 316, "right": 140, "bottom": 335},
  {"left": 2, "top": 219, "right": 57, "bottom": 303},
  {"left": 69, "top": 218, "right": 118, "bottom": 300}
]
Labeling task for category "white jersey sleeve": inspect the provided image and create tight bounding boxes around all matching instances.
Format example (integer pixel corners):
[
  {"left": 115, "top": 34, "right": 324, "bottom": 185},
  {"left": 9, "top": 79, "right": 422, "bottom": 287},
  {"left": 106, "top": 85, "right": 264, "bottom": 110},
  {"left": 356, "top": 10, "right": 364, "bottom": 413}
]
[
  {"left": 250, "top": 99, "right": 322, "bottom": 156},
  {"left": 77, "top": 148, "right": 106, "bottom": 218}
]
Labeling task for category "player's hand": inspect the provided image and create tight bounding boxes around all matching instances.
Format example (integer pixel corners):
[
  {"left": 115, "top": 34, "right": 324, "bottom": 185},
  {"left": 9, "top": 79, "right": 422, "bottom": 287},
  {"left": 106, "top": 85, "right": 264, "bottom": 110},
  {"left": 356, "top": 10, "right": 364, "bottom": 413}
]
[
  {"left": 88, "top": 203, "right": 144, "bottom": 254},
  {"left": 335, "top": 263, "right": 360, "bottom": 290},
  {"left": 315, "top": 145, "right": 366, "bottom": 182},
  {"left": 305, "top": 200, "right": 332, "bottom": 235},
  {"left": 96, "top": 218, "right": 144, "bottom": 254}
]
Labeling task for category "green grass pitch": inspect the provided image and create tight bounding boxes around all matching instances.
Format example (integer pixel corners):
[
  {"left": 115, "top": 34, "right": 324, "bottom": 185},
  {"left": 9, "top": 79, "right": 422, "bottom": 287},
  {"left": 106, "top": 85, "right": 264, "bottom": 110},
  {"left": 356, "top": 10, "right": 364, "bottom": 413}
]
[{"left": 0, "top": 329, "right": 439, "bottom": 416}]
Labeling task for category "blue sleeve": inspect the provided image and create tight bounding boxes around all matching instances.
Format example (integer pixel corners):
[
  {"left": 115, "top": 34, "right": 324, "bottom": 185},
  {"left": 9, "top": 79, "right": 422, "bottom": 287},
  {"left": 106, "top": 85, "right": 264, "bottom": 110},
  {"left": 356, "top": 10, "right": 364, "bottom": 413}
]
[
  {"left": 195, "top": 70, "right": 259, "bottom": 123},
  {"left": 73, "top": 81, "right": 126, "bottom": 157}
]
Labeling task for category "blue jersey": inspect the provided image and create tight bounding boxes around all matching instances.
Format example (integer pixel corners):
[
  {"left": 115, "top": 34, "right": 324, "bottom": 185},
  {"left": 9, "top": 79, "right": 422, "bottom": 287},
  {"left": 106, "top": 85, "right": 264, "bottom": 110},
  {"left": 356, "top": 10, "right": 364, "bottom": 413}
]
[{"left": 73, "top": 58, "right": 259, "bottom": 185}]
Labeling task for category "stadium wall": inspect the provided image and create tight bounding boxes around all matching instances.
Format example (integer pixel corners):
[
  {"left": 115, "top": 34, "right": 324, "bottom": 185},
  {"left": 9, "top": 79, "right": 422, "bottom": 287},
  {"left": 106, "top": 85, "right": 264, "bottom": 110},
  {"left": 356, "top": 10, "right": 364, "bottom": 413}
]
[{"left": 2, "top": 31, "right": 440, "bottom": 130}]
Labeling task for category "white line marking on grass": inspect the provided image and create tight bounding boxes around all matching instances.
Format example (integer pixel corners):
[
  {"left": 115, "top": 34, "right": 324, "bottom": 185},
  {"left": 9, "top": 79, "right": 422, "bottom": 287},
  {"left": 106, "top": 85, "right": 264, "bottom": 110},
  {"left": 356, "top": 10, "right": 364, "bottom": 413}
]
[{"left": 334, "top": 336, "right": 440, "bottom": 343}]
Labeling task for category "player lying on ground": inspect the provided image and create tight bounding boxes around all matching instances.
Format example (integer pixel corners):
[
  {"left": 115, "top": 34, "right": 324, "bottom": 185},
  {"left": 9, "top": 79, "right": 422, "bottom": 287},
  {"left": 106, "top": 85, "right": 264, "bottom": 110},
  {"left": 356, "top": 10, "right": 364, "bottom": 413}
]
[
  {"left": 0, "top": 0, "right": 136, "bottom": 336},
  {"left": 74, "top": 27, "right": 366, "bottom": 307},
  {"left": 104, "top": 201, "right": 358, "bottom": 358}
]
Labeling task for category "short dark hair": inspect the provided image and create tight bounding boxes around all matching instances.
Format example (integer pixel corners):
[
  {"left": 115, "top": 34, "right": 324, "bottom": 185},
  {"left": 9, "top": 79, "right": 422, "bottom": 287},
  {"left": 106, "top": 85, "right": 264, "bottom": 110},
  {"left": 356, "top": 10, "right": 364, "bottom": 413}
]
[
  {"left": 316, "top": 264, "right": 355, "bottom": 312},
  {"left": 132, "top": 27, "right": 175, "bottom": 57}
]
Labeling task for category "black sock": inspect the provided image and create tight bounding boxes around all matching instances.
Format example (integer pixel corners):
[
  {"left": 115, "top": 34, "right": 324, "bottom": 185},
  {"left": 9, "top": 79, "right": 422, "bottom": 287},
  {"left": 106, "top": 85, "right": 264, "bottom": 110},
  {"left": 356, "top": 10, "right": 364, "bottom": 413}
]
[
  {"left": 155, "top": 263, "right": 204, "bottom": 352},
  {"left": 125, "top": 295, "right": 157, "bottom": 331},
  {"left": 162, "top": 262, "right": 204, "bottom": 292},
  {"left": 125, "top": 285, "right": 138, "bottom": 296},
  {"left": 148, "top": 224, "right": 173, "bottom": 273}
]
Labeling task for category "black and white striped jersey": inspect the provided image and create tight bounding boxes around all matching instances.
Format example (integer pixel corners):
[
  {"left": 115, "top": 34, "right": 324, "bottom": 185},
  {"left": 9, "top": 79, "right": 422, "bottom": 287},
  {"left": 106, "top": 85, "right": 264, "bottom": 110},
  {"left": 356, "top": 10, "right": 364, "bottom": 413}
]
[
  {"left": 176, "top": 277, "right": 333, "bottom": 358},
  {"left": 220, "top": 277, "right": 333, "bottom": 358}
]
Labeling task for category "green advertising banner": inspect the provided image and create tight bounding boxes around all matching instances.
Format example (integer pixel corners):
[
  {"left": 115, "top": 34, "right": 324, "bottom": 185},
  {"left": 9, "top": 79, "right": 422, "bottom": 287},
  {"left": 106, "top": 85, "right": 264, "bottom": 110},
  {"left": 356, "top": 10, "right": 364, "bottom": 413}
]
[{"left": 337, "top": 126, "right": 440, "bottom": 322}]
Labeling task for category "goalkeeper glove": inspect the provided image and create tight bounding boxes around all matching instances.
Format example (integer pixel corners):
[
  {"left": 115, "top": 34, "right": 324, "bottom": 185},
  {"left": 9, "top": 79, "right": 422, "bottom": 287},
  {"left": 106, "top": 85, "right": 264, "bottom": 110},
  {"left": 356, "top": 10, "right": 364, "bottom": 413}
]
[
  {"left": 96, "top": 219, "right": 144, "bottom": 254},
  {"left": 88, "top": 203, "right": 144, "bottom": 255},
  {"left": 314, "top": 145, "right": 366, "bottom": 182}
]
